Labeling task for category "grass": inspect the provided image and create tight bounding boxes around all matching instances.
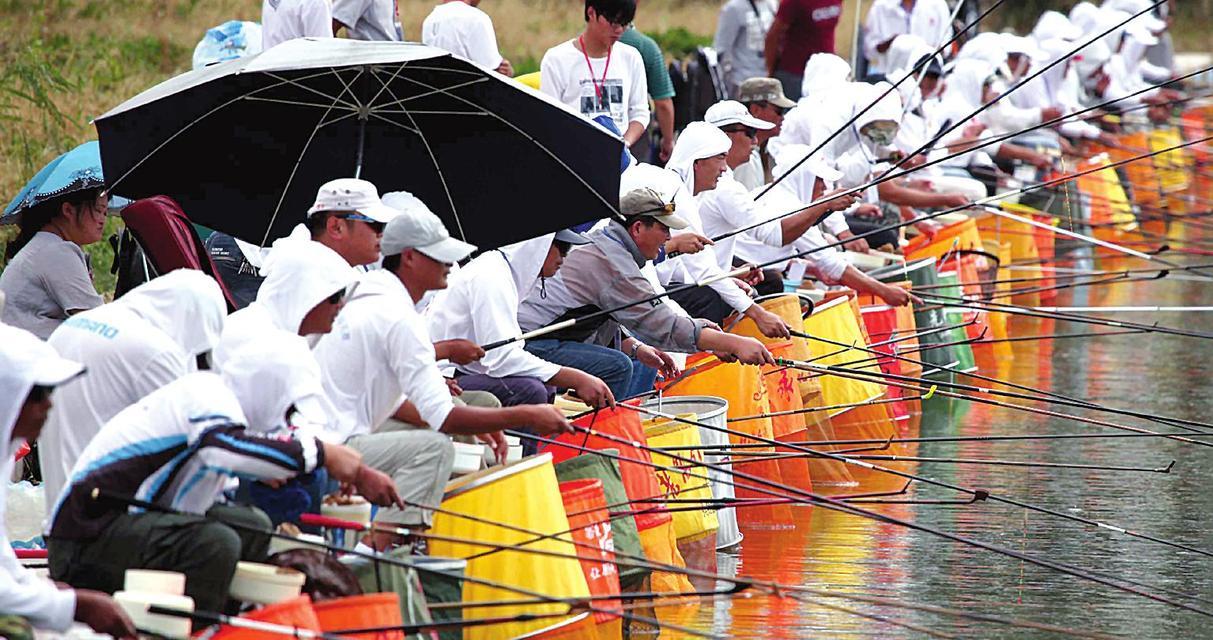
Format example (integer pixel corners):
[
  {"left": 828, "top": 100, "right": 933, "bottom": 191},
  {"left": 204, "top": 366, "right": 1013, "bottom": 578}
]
[{"left": 1, "top": 0, "right": 1209, "bottom": 295}]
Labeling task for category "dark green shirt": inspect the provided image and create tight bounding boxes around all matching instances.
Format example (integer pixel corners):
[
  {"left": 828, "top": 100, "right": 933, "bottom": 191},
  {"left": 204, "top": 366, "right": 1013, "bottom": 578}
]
[{"left": 619, "top": 27, "right": 675, "bottom": 100}]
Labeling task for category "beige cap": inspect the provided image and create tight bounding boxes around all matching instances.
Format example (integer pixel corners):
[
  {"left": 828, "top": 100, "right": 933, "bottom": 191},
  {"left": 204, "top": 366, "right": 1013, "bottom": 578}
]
[
  {"left": 620, "top": 188, "right": 689, "bottom": 230},
  {"left": 738, "top": 77, "right": 796, "bottom": 109}
]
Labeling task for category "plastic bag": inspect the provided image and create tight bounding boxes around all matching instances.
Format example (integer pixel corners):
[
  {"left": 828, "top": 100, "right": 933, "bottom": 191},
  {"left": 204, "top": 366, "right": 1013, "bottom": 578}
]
[
  {"left": 192, "top": 20, "right": 263, "bottom": 70},
  {"left": 5, "top": 481, "right": 47, "bottom": 549}
]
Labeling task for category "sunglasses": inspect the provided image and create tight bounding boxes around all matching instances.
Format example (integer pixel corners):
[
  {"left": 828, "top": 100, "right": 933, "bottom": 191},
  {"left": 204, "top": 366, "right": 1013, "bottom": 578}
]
[
  {"left": 722, "top": 126, "right": 758, "bottom": 139},
  {"left": 336, "top": 213, "right": 386, "bottom": 234},
  {"left": 758, "top": 102, "right": 789, "bottom": 116}
]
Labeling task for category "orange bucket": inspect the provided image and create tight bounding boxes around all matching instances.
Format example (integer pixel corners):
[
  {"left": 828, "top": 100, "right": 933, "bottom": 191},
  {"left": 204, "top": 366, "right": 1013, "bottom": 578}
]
[
  {"left": 210, "top": 596, "right": 321, "bottom": 640},
  {"left": 311, "top": 594, "right": 403, "bottom": 640},
  {"left": 661, "top": 355, "right": 794, "bottom": 524},
  {"left": 559, "top": 479, "right": 623, "bottom": 636},
  {"left": 857, "top": 304, "right": 911, "bottom": 423},
  {"left": 758, "top": 348, "right": 813, "bottom": 492},
  {"left": 732, "top": 294, "right": 853, "bottom": 486}
]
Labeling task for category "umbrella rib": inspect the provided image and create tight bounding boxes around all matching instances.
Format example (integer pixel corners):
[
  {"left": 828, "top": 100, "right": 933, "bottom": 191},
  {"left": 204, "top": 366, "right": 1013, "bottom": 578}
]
[
  {"left": 261, "top": 68, "right": 364, "bottom": 112},
  {"left": 242, "top": 96, "right": 359, "bottom": 111},
  {"left": 367, "top": 71, "right": 467, "bottom": 241},
  {"left": 385, "top": 73, "right": 622, "bottom": 220},
  {"left": 365, "top": 57, "right": 411, "bottom": 110},
  {"left": 260, "top": 73, "right": 365, "bottom": 246},
  {"left": 106, "top": 71, "right": 362, "bottom": 191},
  {"left": 365, "top": 111, "right": 422, "bottom": 137},
  {"left": 367, "top": 76, "right": 491, "bottom": 112}
]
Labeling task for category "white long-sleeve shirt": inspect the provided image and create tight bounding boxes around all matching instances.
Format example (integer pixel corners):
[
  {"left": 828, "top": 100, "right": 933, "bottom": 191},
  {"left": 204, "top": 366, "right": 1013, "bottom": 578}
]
[
  {"left": 863, "top": 0, "right": 952, "bottom": 74},
  {"left": 421, "top": 1, "right": 505, "bottom": 69},
  {"left": 698, "top": 169, "right": 785, "bottom": 271},
  {"left": 540, "top": 39, "right": 650, "bottom": 135},
  {"left": 425, "top": 245, "right": 562, "bottom": 381},
  {"left": 314, "top": 270, "right": 455, "bottom": 439},
  {"left": 655, "top": 187, "right": 755, "bottom": 314}
]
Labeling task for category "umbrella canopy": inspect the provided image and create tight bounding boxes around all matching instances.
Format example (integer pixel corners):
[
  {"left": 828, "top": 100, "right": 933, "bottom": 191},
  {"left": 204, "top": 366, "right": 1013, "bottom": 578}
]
[
  {"left": 96, "top": 38, "right": 624, "bottom": 249},
  {"left": 3, "top": 141, "right": 128, "bottom": 224}
]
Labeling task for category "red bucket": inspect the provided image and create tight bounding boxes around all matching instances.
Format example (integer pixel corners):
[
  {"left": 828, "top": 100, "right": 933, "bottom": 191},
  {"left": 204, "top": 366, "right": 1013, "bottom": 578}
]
[{"left": 559, "top": 478, "right": 623, "bottom": 629}]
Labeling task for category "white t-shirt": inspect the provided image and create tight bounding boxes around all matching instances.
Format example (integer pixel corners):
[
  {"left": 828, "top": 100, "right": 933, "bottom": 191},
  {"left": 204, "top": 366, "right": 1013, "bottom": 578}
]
[
  {"left": 313, "top": 270, "right": 455, "bottom": 441},
  {"left": 332, "top": 0, "right": 400, "bottom": 41},
  {"left": 262, "top": 0, "right": 333, "bottom": 49},
  {"left": 421, "top": 1, "right": 504, "bottom": 69},
  {"left": 540, "top": 39, "right": 650, "bottom": 135},
  {"left": 40, "top": 306, "right": 189, "bottom": 503}
]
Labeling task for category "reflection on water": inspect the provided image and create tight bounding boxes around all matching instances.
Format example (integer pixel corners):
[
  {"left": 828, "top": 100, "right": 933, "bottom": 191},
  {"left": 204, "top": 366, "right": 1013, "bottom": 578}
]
[{"left": 674, "top": 257, "right": 1213, "bottom": 637}]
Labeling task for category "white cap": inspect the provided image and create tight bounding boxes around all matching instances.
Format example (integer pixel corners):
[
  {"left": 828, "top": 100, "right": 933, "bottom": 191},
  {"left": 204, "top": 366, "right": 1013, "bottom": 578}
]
[
  {"left": 380, "top": 192, "right": 477, "bottom": 264},
  {"left": 307, "top": 178, "right": 400, "bottom": 223},
  {"left": 704, "top": 100, "right": 776, "bottom": 131},
  {"left": 1103, "top": 0, "right": 1167, "bottom": 33}
]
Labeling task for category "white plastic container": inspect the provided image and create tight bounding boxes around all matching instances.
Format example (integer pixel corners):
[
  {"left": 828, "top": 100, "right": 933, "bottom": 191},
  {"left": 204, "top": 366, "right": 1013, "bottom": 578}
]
[
  {"left": 320, "top": 497, "right": 372, "bottom": 527},
  {"left": 452, "top": 442, "right": 486, "bottom": 475},
  {"left": 123, "top": 569, "right": 186, "bottom": 595},
  {"left": 228, "top": 561, "right": 306, "bottom": 605},
  {"left": 115, "top": 591, "right": 195, "bottom": 639},
  {"left": 505, "top": 435, "right": 523, "bottom": 463},
  {"left": 268, "top": 532, "right": 326, "bottom": 556}
]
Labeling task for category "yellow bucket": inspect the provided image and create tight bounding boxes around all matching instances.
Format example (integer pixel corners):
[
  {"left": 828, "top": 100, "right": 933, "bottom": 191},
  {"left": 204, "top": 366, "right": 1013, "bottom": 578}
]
[
  {"left": 904, "top": 215, "right": 983, "bottom": 263},
  {"left": 641, "top": 416, "right": 720, "bottom": 542},
  {"left": 514, "top": 71, "right": 541, "bottom": 91},
  {"left": 429, "top": 454, "right": 590, "bottom": 640}
]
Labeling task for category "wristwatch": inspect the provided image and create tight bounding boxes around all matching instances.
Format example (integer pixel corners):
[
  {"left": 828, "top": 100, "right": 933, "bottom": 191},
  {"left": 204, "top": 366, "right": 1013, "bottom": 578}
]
[{"left": 629, "top": 341, "right": 642, "bottom": 359}]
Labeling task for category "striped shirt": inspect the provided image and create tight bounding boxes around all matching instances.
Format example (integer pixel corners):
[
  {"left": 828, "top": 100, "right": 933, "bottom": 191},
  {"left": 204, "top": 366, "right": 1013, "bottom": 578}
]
[{"left": 48, "top": 372, "right": 322, "bottom": 541}]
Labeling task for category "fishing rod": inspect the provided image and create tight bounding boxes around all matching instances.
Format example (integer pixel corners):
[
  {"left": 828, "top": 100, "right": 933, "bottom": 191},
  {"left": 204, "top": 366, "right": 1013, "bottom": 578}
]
[
  {"left": 787, "top": 325, "right": 1213, "bottom": 434},
  {"left": 632, "top": 395, "right": 1213, "bottom": 564},
  {"left": 914, "top": 289, "right": 1213, "bottom": 340},
  {"left": 888, "top": 0, "right": 1166, "bottom": 178},
  {"left": 1033, "top": 305, "right": 1213, "bottom": 313},
  {"left": 515, "top": 423, "right": 1213, "bottom": 618},
  {"left": 734, "top": 450, "right": 1176, "bottom": 474},
  {"left": 693, "top": 430, "right": 1213, "bottom": 451},
  {"left": 89, "top": 490, "right": 712, "bottom": 639},
  {"left": 751, "top": 0, "right": 1008, "bottom": 202},
  {"left": 902, "top": 264, "right": 1207, "bottom": 291},
  {"left": 484, "top": 134, "right": 1213, "bottom": 352}
]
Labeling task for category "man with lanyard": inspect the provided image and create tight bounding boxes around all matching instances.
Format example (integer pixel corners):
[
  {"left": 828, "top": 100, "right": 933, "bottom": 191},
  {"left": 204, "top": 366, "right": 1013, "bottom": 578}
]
[
  {"left": 733, "top": 77, "right": 796, "bottom": 190},
  {"left": 517, "top": 186, "right": 777, "bottom": 372},
  {"left": 313, "top": 197, "right": 574, "bottom": 550},
  {"left": 540, "top": 0, "right": 650, "bottom": 147}
]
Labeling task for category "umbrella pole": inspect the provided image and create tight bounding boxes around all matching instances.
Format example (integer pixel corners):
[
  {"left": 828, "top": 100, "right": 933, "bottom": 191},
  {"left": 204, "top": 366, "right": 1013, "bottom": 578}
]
[{"left": 354, "top": 115, "right": 367, "bottom": 179}]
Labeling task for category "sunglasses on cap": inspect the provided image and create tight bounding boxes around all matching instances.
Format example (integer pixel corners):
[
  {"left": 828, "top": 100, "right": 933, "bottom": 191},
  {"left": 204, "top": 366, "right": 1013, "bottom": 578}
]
[
  {"left": 722, "top": 125, "right": 759, "bottom": 139},
  {"left": 336, "top": 213, "right": 386, "bottom": 234}
]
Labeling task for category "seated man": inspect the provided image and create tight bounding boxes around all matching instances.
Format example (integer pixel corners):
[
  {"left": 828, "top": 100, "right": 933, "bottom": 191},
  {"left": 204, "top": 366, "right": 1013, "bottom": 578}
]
[
  {"left": 0, "top": 326, "right": 136, "bottom": 640},
  {"left": 313, "top": 198, "right": 574, "bottom": 551},
  {"left": 46, "top": 334, "right": 398, "bottom": 618},
  {"left": 426, "top": 229, "right": 619, "bottom": 403},
  {"left": 518, "top": 187, "right": 776, "bottom": 374},
  {"left": 41, "top": 270, "right": 228, "bottom": 502}
]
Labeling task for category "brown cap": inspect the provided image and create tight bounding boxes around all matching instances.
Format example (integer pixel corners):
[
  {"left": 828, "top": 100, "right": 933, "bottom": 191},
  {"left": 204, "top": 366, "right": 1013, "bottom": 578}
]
[
  {"left": 620, "top": 188, "right": 689, "bottom": 230},
  {"left": 738, "top": 77, "right": 796, "bottom": 109}
]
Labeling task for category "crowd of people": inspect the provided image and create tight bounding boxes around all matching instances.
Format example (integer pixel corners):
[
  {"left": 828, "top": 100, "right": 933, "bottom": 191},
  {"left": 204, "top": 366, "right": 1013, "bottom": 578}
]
[{"left": 0, "top": 0, "right": 1182, "bottom": 636}]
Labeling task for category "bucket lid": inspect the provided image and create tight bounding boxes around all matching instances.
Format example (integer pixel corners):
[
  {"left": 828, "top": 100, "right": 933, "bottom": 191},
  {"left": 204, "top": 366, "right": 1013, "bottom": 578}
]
[{"left": 442, "top": 452, "right": 552, "bottom": 500}]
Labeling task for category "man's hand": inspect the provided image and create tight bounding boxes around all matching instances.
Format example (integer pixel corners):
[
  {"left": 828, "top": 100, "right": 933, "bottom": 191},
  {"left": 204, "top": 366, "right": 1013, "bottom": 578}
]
[
  {"left": 730, "top": 277, "right": 756, "bottom": 297},
  {"left": 727, "top": 335, "right": 776, "bottom": 366},
  {"left": 497, "top": 58, "right": 514, "bottom": 77},
  {"left": 850, "top": 203, "right": 882, "bottom": 219},
  {"left": 445, "top": 378, "right": 463, "bottom": 397},
  {"left": 636, "top": 344, "right": 681, "bottom": 380},
  {"left": 823, "top": 188, "right": 860, "bottom": 213},
  {"left": 932, "top": 193, "right": 970, "bottom": 210},
  {"left": 878, "top": 284, "right": 922, "bottom": 307},
  {"left": 520, "top": 405, "right": 574, "bottom": 436},
  {"left": 914, "top": 219, "right": 943, "bottom": 239},
  {"left": 477, "top": 431, "right": 508, "bottom": 464},
  {"left": 747, "top": 305, "right": 791, "bottom": 339},
  {"left": 321, "top": 442, "right": 364, "bottom": 484},
  {"left": 739, "top": 264, "right": 764, "bottom": 286},
  {"left": 660, "top": 136, "right": 674, "bottom": 163},
  {"left": 838, "top": 229, "right": 870, "bottom": 253},
  {"left": 75, "top": 590, "right": 137, "bottom": 639},
  {"left": 435, "top": 339, "right": 485, "bottom": 365},
  {"left": 352, "top": 464, "right": 404, "bottom": 509},
  {"left": 1040, "top": 106, "right": 1064, "bottom": 122},
  {"left": 665, "top": 232, "right": 714, "bottom": 255},
  {"left": 569, "top": 371, "right": 616, "bottom": 408},
  {"left": 962, "top": 121, "right": 987, "bottom": 137},
  {"left": 1027, "top": 152, "right": 1053, "bottom": 170}
]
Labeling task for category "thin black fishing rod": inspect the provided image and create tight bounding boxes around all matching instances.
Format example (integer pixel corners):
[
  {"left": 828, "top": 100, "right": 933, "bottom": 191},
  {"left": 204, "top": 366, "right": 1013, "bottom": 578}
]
[
  {"left": 89, "top": 490, "right": 709, "bottom": 639},
  {"left": 515, "top": 424, "right": 1213, "bottom": 619},
  {"left": 788, "top": 324, "right": 1213, "bottom": 434},
  {"left": 711, "top": 59, "right": 1213, "bottom": 251},
  {"left": 484, "top": 133, "right": 1213, "bottom": 352},
  {"left": 752, "top": 0, "right": 1009, "bottom": 202},
  {"left": 686, "top": 430, "right": 1213, "bottom": 452},
  {"left": 915, "top": 288, "right": 1213, "bottom": 340},
  {"left": 767, "top": 361, "right": 1213, "bottom": 559},
  {"left": 889, "top": 0, "right": 1166, "bottom": 179},
  {"left": 781, "top": 452, "right": 1176, "bottom": 474}
]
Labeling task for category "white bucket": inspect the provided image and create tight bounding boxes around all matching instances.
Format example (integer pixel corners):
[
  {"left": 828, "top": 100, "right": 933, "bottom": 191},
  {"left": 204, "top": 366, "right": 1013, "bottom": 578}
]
[{"left": 640, "top": 395, "right": 742, "bottom": 551}]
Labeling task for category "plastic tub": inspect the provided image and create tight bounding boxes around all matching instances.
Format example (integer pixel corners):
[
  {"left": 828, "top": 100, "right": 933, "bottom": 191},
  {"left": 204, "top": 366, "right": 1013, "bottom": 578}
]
[{"left": 228, "top": 562, "right": 306, "bottom": 605}]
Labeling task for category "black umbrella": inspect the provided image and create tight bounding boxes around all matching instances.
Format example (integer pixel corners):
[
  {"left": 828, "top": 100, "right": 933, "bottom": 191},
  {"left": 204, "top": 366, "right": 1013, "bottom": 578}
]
[{"left": 95, "top": 38, "right": 623, "bottom": 248}]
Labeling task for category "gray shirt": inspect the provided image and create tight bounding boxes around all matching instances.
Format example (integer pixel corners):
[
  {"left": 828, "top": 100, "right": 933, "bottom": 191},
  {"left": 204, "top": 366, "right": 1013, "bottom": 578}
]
[
  {"left": 332, "top": 0, "right": 400, "bottom": 41},
  {"left": 516, "top": 222, "right": 708, "bottom": 353},
  {"left": 713, "top": 0, "right": 777, "bottom": 98},
  {"left": 0, "top": 231, "right": 104, "bottom": 339}
]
